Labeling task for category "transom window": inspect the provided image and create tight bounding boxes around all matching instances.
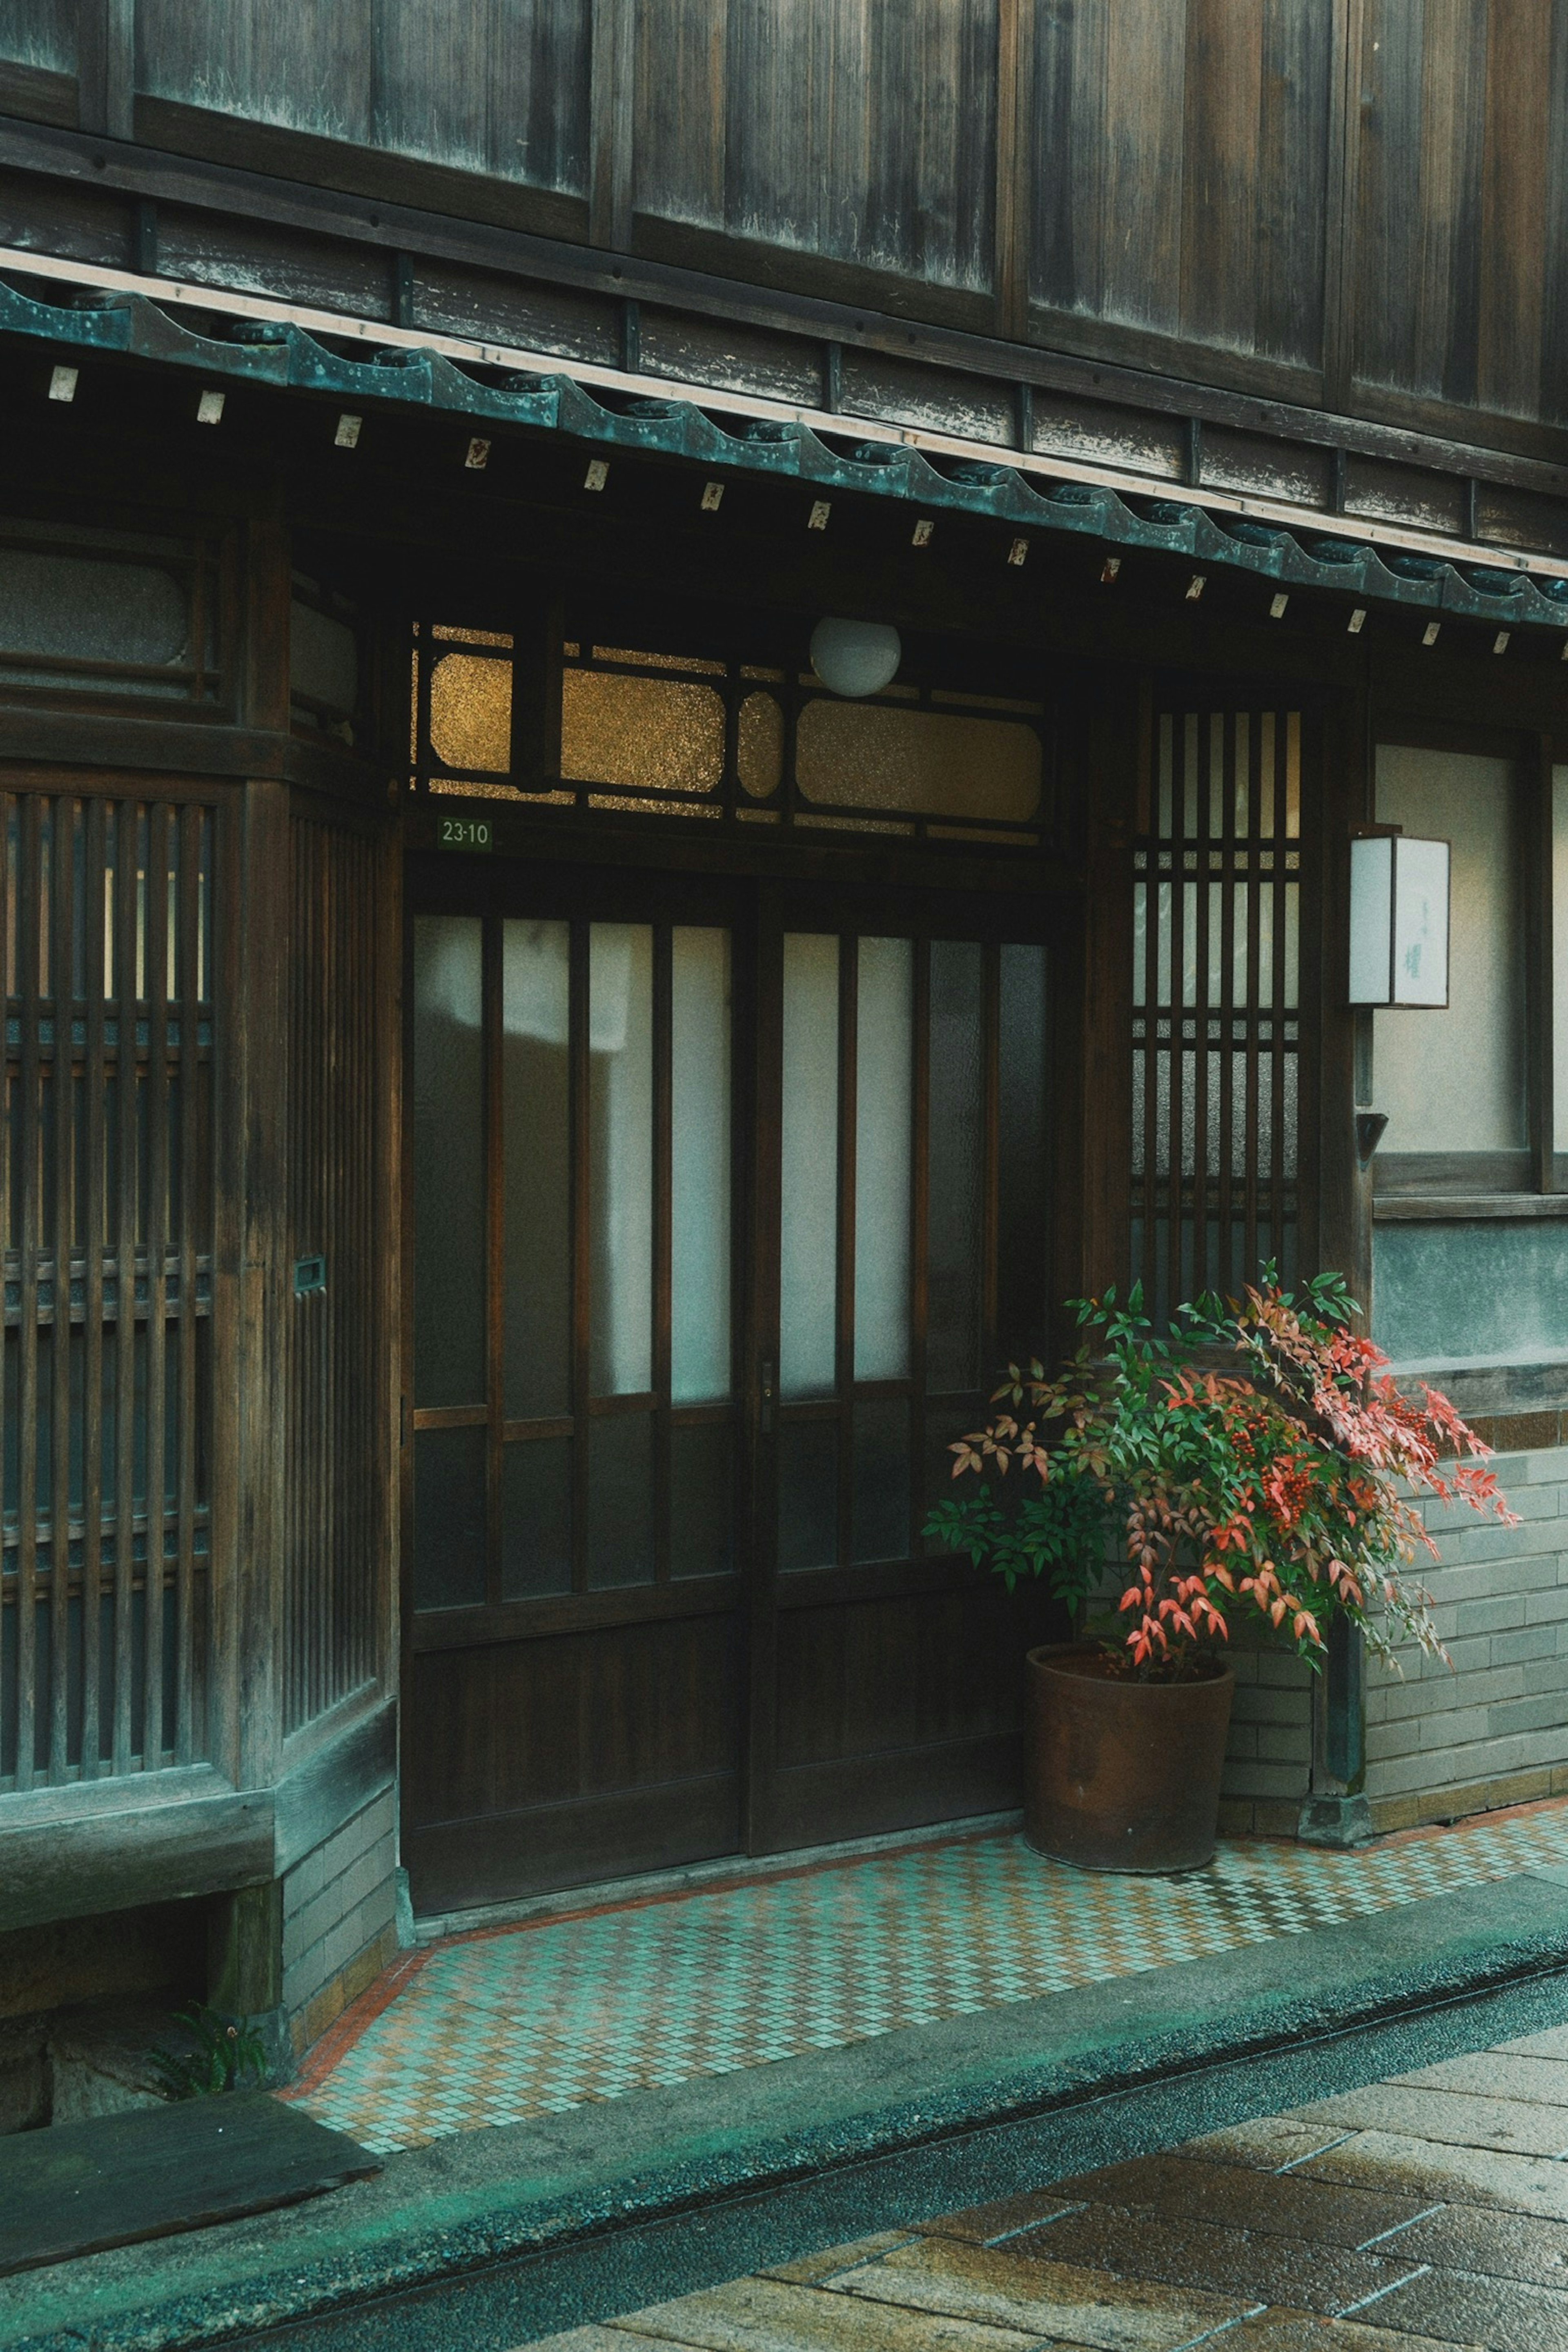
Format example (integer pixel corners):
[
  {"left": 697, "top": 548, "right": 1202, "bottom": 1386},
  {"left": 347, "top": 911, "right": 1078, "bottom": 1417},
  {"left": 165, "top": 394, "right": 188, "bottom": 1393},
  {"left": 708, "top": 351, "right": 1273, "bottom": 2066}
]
[{"left": 409, "top": 618, "right": 1047, "bottom": 847}]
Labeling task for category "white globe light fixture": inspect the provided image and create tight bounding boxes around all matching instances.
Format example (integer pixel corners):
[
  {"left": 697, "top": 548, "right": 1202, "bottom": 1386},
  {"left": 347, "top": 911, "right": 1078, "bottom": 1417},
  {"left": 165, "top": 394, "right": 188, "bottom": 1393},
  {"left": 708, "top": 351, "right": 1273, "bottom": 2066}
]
[{"left": 809, "top": 616, "right": 902, "bottom": 698}]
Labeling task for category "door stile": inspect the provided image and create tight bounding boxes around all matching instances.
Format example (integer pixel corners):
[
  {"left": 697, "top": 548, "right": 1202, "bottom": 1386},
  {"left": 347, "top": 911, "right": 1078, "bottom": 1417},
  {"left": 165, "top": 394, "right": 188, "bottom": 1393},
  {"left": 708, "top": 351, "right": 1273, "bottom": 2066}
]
[
  {"left": 651, "top": 923, "right": 673, "bottom": 1586},
  {"left": 483, "top": 912, "right": 504, "bottom": 1611},
  {"left": 980, "top": 939, "right": 1002, "bottom": 1377},
  {"left": 908, "top": 938, "right": 931, "bottom": 1578},
  {"left": 833, "top": 931, "right": 857, "bottom": 1572},
  {"left": 742, "top": 886, "right": 784, "bottom": 1856},
  {"left": 568, "top": 915, "right": 591, "bottom": 1597}
]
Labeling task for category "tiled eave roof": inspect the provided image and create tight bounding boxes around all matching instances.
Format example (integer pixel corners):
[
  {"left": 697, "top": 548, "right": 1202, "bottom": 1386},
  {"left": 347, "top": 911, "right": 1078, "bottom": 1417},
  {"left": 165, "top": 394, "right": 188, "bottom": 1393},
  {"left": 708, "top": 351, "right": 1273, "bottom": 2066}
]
[{"left": 6, "top": 252, "right": 1568, "bottom": 635}]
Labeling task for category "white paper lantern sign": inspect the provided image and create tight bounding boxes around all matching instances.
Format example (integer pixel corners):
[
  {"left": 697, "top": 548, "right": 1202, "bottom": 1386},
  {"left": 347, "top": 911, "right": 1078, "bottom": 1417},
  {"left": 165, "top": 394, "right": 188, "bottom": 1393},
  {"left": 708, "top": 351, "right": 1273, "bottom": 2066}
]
[
  {"left": 808, "top": 616, "right": 902, "bottom": 698},
  {"left": 1348, "top": 832, "right": 1450, "bottom": 1007}
]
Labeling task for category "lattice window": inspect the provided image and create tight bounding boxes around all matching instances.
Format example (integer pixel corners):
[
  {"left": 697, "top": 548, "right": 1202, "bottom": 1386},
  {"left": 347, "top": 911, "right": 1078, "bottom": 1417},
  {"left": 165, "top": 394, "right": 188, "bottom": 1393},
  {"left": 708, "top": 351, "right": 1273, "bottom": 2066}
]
[
  {"left": 0, "top": 792, "right": 215, "bottom": 1788},
  {"left": 1131, "top": 708, "right": 1307, "bottom": 1322}
]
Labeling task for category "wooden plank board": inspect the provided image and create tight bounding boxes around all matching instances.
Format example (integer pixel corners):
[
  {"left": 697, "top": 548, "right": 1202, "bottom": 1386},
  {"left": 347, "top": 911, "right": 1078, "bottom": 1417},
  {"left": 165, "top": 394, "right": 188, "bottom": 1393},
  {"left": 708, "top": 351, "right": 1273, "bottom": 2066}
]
[{"left": 0, "top": 2093, "right": 379, "bottom": 2278}]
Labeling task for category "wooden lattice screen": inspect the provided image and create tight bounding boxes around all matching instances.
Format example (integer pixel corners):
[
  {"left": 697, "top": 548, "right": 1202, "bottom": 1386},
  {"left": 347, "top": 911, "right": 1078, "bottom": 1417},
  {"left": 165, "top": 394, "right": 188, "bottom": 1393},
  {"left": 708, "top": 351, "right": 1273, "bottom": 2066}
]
[
  {"left": 1131, "top": 706, "right": 1310, "bottom": 1323},
  {"left": 0, "top": 788, "right": 216, "bottom": 1790},
  {"left": 284, "top": 812, "right": 385, "bottom": 1734}
]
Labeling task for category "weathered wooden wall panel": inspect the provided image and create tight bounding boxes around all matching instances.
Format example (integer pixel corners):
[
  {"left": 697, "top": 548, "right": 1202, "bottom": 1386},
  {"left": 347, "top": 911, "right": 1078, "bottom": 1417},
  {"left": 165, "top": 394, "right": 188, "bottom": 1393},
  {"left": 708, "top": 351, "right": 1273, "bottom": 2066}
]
[
  {"left": 1029, "top": 0, "right": 1333, "bottom": 379},
  {"left": 0, "top": 0, "right": 71, "bottom": 73},
  {"left": 283, "top": 810, "right": 388, "bottom": 1735},
  {"left": 136, "top": 0, "right": 591, "bottom": 198},
  {"left": 1353, "top": 0, "right": 1568, "bottom": 429},
  {"left": 634, "top": 0, "right": 998, "bottom": 294}
]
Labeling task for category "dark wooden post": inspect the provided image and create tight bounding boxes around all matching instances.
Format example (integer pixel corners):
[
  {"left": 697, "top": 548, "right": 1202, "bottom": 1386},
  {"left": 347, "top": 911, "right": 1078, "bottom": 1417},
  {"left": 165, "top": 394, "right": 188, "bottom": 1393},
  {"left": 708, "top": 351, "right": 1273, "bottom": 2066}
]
[{"left": 1301, "top": 673, "right": 1375, "bottom": 1846}]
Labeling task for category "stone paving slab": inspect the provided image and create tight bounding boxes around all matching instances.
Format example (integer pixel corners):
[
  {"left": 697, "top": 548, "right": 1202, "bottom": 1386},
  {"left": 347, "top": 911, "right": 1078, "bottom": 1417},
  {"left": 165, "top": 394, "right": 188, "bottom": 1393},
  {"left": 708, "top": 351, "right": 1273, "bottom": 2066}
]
[
  {"left": 524, "top": 1991, "right": 1568, "bottom": 2351},
  {"left": 1290, "top": 2081, "right": 1568, "bottom": 2158}
]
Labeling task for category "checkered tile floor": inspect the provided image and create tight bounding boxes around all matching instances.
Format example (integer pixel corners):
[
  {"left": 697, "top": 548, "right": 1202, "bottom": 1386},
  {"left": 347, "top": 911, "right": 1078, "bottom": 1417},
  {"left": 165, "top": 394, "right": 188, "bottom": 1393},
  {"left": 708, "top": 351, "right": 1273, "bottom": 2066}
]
[{"left": 290, "top": 1803, "right": 1568, "bottom": 2154}]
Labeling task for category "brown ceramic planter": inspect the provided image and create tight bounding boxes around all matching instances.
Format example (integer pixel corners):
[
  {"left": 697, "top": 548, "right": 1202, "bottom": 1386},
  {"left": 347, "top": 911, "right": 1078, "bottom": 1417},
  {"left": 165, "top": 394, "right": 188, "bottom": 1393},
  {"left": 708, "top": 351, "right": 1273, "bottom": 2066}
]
[{"left": 1024, "top": 1641, "right": 1235, "bottom": 1873}]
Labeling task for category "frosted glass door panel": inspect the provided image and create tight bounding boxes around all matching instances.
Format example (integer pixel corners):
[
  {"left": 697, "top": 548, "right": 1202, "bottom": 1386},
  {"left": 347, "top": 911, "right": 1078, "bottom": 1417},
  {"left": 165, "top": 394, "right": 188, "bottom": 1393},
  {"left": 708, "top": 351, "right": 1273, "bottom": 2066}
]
[
  {"left": 589, "top": 923, "right": 654, "bottom": 1394},
  {"left": 853, "top": 937, "right": 913, "bottom": 1380},
  {"left": 671, "top": 927, "right": 732, "bottom": 1403},
  {"left": 998, "top": 944, "right": 1049, "bottom": 1364},
  {"left": 1374, "top": 748, "right": 1523, "bottom": 1153},
  {"left": 780, "top": 932, "right": 840, "bottom": 1397},
  {"left": 503, "top": 919, "right": 570, "bottom": 1418},
  {"left": 412, "top": 915, "right": 484, "bottom": 1408},
  {"left": 927, "top": 940, "right": 984, "bottom": 1391}
]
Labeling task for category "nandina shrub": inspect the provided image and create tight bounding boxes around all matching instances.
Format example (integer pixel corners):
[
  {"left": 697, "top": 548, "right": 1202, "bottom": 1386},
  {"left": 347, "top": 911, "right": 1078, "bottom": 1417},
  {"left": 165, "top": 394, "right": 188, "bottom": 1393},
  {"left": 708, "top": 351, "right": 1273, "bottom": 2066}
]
[{"left": 924, "top": 1271, "right": 1517, "bottom": 1681}]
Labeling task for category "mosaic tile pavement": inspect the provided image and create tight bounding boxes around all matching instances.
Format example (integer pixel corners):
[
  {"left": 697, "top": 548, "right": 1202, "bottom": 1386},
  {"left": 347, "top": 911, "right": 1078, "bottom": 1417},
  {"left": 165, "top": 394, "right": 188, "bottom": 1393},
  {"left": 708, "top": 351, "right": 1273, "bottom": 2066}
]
[{"left": 290, "top": 1802, "right": 1568, "bottom": 2154}]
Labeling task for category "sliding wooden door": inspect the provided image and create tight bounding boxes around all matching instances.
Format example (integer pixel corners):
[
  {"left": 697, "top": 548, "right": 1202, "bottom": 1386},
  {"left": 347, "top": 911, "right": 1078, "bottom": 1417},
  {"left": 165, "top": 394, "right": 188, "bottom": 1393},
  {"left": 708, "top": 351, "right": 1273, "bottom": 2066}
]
[{"left": 401, "top": 857, "right": 1066, "bottom": 1913}]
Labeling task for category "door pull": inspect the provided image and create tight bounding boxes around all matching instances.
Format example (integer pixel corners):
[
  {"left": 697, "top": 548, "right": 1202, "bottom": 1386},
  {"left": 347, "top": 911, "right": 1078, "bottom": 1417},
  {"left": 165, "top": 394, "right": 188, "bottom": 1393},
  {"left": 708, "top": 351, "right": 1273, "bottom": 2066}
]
[{"left": 760, "top": 1359, "right": 775, "bottom": 1435}]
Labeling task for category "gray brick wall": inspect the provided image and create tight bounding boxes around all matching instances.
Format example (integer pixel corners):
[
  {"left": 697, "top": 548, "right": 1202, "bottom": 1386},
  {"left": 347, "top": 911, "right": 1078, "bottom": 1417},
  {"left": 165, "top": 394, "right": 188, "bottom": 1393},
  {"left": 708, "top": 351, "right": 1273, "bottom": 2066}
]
[
  {"left": 1364, "top": 1443, "right": 1568, "bottom": 1830},
  {"left": 281, "top": 1783, "right": 398, "bottom": 2054},
  {"left": 1219, "top": 1645, "right": 1314, "bottom": 1836}
]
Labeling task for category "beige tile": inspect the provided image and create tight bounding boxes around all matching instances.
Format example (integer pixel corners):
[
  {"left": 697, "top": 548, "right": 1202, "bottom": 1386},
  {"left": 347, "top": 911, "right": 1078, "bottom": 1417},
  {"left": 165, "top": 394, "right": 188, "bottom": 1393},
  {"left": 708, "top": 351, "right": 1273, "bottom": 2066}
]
[
  {"left": 522, "top": 2332, "right": 685, "bottom": 2350},
  {"left": 1177, "top": 2116, "right": 1355, "bottom": 2172},
  {"left": 1287, "top": 2084, "right": 1568, "bottom": 2158},
  {"left": 598, "top": 2276, "right": 1039, "bottom": 2352},
  {"left": 1385, "top": 2051, "right": 1568, "bottom": 2108},
  {"left": 918, "top": 2187, "right": 1088, "bottom": 2245},
  {"left": 1297, "top": 2129, "right": 1568, "bottom": 2220},
  {"left": 1494, "top": 2022, "right": 1568, "bottom": 2063},
  {"left": 1217, "top": 2312, "right": 1481, "bottom": 2352},
  {"left": 826, "top": 2234, "right": 1258, "bottom": 2352},
  {"left": 761, "top": 2233, "right": 920, "bottom": 2285}
]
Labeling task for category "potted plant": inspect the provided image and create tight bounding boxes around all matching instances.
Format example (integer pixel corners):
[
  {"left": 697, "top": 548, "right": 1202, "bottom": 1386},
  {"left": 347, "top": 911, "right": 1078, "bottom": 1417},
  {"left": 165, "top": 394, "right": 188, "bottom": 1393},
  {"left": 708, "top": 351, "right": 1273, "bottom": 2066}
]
[{"left": 926, "top": 1271, "right": 1516, "bottom": 1874}]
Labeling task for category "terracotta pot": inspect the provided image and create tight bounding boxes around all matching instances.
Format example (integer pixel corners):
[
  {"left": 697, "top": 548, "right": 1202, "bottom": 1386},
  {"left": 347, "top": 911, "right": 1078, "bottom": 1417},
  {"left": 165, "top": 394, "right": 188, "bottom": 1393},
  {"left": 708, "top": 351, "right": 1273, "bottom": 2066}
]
[{"left": 1024, "top": 1641, "right": 1235, "bottom": 1873}]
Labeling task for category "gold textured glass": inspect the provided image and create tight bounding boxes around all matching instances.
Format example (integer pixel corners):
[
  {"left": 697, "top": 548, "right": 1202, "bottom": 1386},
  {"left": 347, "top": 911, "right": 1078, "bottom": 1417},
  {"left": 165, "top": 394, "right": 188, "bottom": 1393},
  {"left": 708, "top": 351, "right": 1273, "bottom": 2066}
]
[
  {"left": 562, "top": 672, "right": 724, "bottom": 793},
  {"left": 737, "top": 691, "right": 784, "bottom": 798},
  {"left": 795, "top": 702, "right": 1040, "bottom": 820},
  {"left": 428, "top": 652, "right": 512, "bottom": 773}
]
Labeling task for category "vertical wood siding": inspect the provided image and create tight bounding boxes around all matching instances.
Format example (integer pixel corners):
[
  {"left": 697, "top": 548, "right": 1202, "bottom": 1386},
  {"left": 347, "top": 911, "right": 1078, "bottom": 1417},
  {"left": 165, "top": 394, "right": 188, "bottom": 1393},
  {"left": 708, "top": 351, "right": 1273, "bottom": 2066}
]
[
  {"left": 135, "top": 0, "right": 591, "bottom": 198},
  {"left": 1354, "top": 0, "right": 1568, "bottom": 426},
  {"left": 0, "top": 786, "right": 216, "bottom": 1790},
  {"left": 283, "top": 813, "right": 385, "bottom": 1734},
  {"left": 1029, "top": 0, "right": 1333, "bottom": 374},
  {"left": 635, "top": 0, "right": 998, "bottom": 293},
  {"left": 0, "top": 0, "right": 71, "bottom": 73}
]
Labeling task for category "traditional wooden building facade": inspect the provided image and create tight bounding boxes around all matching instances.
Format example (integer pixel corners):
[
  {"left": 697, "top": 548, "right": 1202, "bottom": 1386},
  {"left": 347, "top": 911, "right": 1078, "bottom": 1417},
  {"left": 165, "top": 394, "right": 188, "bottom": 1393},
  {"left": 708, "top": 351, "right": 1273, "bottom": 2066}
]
[{"left": 4, "top": 1, "right": 1568, "bottom": 2077}]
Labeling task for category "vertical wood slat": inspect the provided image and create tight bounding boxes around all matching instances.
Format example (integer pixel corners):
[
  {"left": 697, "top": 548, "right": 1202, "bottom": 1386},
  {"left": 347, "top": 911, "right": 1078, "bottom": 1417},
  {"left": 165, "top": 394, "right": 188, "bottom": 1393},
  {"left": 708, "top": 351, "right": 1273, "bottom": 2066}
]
[
  {"left": 1191, "top": 715, "right": 1213, "bottom": 1295},
  {"left": 176, "top": 803, "right": 200, "bottom": 1760},
  {"left": 1270, "top": 717, "right": 1290, "bottom": 1270},
  {"left": 1242, "top": 709, "right": 1263, "bottom": 1281},
  {"left": 15, "top": 796, "right": 42, "bottom": 1791},
  {"left": 1166, "top": 719, "right": 1188, "bottom": 1305},
  {"left": 48, "top": 794, "right": 73, "bottom": 1780},
  {"left": 143, "top": 804, "right": 171, "bottom": 1769},
  {"left": 1139, "top": 719, "right": 1160, "bottom": 1296},
  {"left": 111, "top": 796, "right": 138, "bottom": 1777},
  {"left": 80, "top": 796, "right": 107, "bottom": 1777}
]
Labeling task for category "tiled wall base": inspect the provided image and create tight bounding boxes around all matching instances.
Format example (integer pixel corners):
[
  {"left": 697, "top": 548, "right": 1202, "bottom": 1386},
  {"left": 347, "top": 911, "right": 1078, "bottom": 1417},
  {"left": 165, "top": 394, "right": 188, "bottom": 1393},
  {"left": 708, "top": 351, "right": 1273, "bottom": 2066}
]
[
  {"left": 282, "top": 1785, "right": 399, "bottom": 2060},
  {"left": 1368, "top": 1442, "right": 1568, "bottom": 1819}
]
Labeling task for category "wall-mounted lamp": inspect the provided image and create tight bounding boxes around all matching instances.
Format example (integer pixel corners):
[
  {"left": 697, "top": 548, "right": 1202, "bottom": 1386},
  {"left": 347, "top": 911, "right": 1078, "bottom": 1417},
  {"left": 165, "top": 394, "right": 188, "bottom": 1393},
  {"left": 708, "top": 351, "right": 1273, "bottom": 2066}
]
[
  {"left": 809, "top": 616, "right": 902, "bottom": 697},
  {"left": 1348, "top": 831, "right": 1450, "bottom": 1006}
]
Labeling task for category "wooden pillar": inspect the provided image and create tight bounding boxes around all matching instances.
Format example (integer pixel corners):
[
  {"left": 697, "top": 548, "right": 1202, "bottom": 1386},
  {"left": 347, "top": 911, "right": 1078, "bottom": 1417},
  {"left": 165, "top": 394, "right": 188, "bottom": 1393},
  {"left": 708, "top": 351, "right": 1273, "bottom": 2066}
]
[{"left": 1301, "top": 673, "right": 1375, "bottom": 1847}]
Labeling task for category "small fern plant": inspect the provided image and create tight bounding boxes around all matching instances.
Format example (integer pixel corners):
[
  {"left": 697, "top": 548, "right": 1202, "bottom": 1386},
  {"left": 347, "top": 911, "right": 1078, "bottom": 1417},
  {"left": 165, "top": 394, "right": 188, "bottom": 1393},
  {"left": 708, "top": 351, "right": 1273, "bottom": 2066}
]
[{"left": 151, "top": 2004, "right": 269, "bottom": 2099}]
